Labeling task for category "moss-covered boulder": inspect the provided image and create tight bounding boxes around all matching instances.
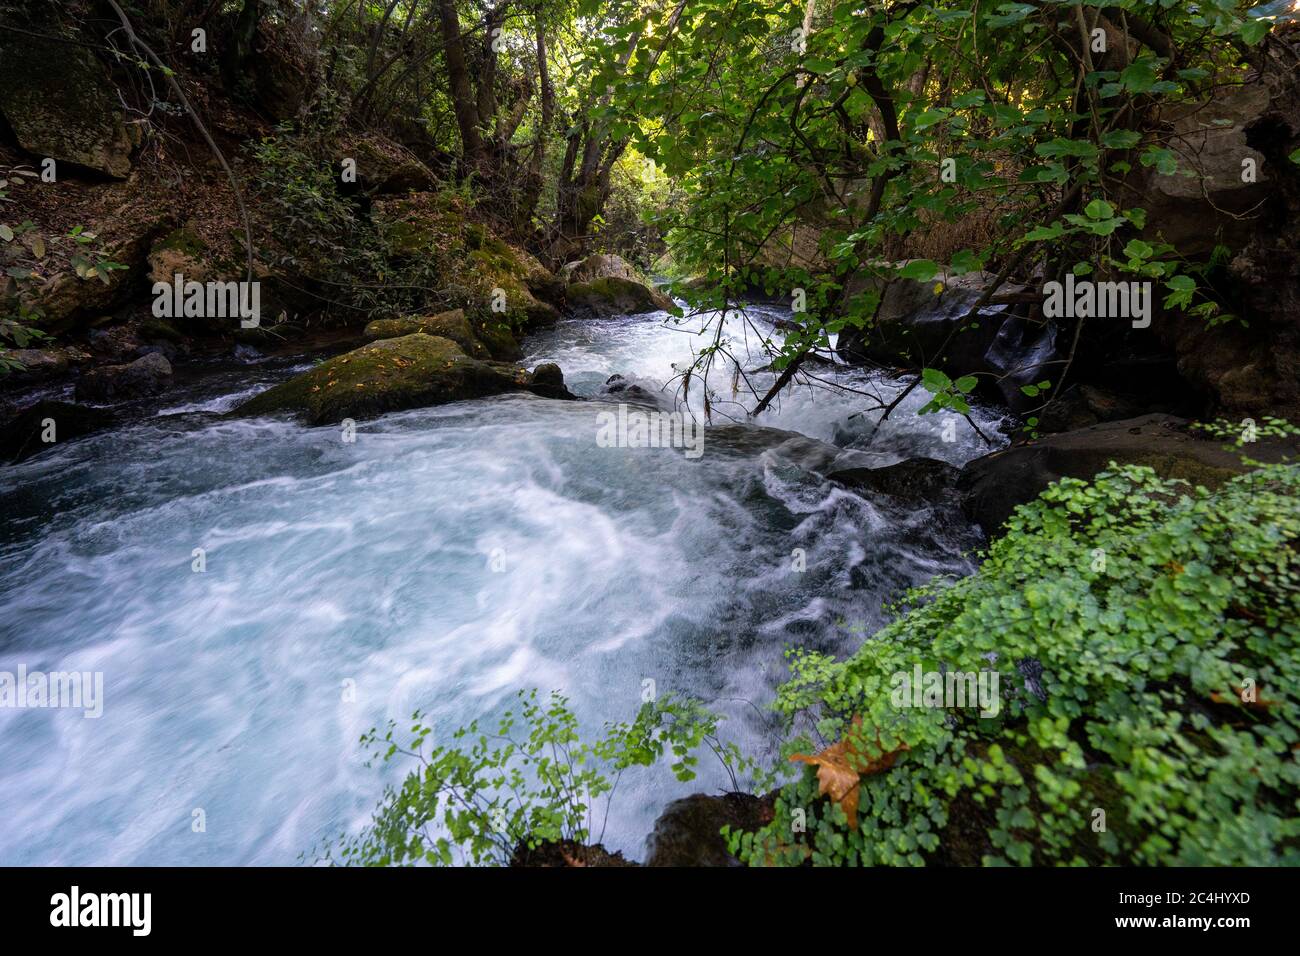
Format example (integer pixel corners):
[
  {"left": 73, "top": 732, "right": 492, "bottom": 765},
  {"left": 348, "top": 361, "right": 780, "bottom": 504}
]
[
  {"left": 560, "top": 253, "right": 644, "bottom": 285},
  {"left": 148, "top": 228, "right": 212, "bottom": 285},
  {"left": 372, "top": 195, "right": 561, "bottom": 332},
  {"left": 0, "top": 21, "right": 132, "bottom": 177},
  {"left": 471, "top": 318, "right": 523, "bottom": 362},
  {"left": 232, "top": 333, "right": 572, "bottom": 425},
  {"left": 364, "top": 309, "right": 490, "bottom": 359},
  {"left": 566, "top": 276, "right": 679, "bottom": 318}
]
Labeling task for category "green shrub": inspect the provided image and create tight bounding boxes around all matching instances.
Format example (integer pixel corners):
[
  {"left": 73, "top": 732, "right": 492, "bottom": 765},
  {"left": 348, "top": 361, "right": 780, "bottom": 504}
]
[
  {"left": 321, "top": 690, "right": 763, "bottom": 866},
  {"left": 731, "top": 462, "right": 1300, "bottom": 866}
]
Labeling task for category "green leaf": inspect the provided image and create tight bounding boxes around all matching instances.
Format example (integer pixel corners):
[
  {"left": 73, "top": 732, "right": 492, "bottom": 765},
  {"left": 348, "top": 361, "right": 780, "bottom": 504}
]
[
  {"left": 1240, "top": 19, "right": 1272, "bottom": 45},
  {"left": 1100, "top": 129, "right": 1142, "bottom": 150},
  {"left": 921, "top": 367, "right": 951, "bottom": 392},
  {"left": 1084, "top": 199, "right": 1115, "bottom": 220},
  {"left": 899, "top": 260, "right": 940, "bottom": 282},
  {"left": 1023, "top": 222, "right": 1064, "bottom": 242},
  {"left": 1124, "top": 239, "right": 1154, "bottom": 260},
  {"left": 1119, "top": 59, "right": 1158, "bottom": 93}
]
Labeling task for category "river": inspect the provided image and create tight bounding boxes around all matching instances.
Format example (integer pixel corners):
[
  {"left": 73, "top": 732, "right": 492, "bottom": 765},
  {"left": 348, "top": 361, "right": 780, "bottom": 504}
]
[{"left": 0, "top": 302, "right": 1008, "bottom": 864}]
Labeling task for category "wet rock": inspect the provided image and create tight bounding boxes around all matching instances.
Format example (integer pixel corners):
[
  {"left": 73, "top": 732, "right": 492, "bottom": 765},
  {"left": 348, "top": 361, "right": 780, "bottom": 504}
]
[
  {"left": 827, "top": 457, "right": 960, "bottom": 504},
  {"left": 364, "top": 309, "right": 491, "bottom": 359},
  {"left": 835, "top": 267, "right": 1051, "bottom": 412},
  {"left": 510, "top": 840, "right": 637, "bottom": 867},
  {"left": 957, "top": 413, "right": 1300, "bottom": 536},
  {"left": 566, "top": 276, "right": 679, "bottom": 318},
  {"left": 1, "top": 401, "right": 115, "bottom": 464},
  {"left": 75, "top": 351, "right": 172, "bottom": 402},
  {"left": 471, "top": 319, "right": 523, "bottom": 362},
  {"left": 528, "top": 362, "right": 573, "bottom": 400},
  {"left": 232, "top": 333, "right": 572, "bottom": 425},
  {"left": 644, "top": 792, "right": 775, "bottom": 867},
  {"left": 600, "top": 373, "right": 662, "bottom": 407},
  {"left": 0, "top": 19, "right": 132, "bottom": 177}
]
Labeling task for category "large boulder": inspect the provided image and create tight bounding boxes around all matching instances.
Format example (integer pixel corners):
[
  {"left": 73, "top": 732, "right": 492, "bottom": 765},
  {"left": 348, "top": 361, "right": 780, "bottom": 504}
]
[
  {"left": 561, "top": 253, "right": 680, "bottom": 318},
  {"left": 232, "top": 333, "right": 572, "bottom": 425},
  {"left": 364, "top": 309, "right": 491, "bottom": 359},
  {"left": 1, "top": 401, "right": 114, "bottom": 464},
  {"left": 0, "top": 20, "right": 132, "bottom": 178},
  {"left": 373, "top": 196, "right": 561, "bottom": 330},
  {"left": 1125, "top": 85, "right": 1272, "bottom": 259},
  {"left": 957, "top": 414, "right": 1300, "bottom": 537},
  {"left": 566, "top": 276, "right": 679, "bottom": 318},
  {"left": 560, "top": 253, "right": 643, "bottom": 285},
  {"left": 339, "top": 133, "right": 437, "bottom": 197},
  {"left": 1119, "top": 64, "right": 1300, "bottom": 420},
  {"left": 74, "top": 352, "right": 172, "bottom": 403}
]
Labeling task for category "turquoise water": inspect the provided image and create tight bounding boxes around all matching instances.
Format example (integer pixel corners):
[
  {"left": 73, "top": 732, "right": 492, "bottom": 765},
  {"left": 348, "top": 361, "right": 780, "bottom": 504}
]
[{"left": 0, "top": 306, "right": 1005, "bottom": 864}]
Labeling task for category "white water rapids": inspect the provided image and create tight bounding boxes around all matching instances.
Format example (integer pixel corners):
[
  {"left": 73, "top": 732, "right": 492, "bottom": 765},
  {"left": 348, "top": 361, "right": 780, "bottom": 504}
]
[{"left": 0, "top": 303, "right": 1008, "bottom": 864}]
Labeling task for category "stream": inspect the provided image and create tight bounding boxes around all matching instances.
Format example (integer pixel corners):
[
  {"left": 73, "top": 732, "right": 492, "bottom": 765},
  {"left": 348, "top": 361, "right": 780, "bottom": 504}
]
[{"left": 0, "top": 302, "right": 1009, "bottom": 864}]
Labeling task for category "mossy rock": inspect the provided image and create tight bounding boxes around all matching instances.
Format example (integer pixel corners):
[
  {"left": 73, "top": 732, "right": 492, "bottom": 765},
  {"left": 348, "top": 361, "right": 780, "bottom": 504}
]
[
  {"left": 364, "top": 309, "right": 490, "bottom": 359},
  {"left": 467, "top": 314, "right": 523, "bottom": 362},
  {"left": 0, "top": 22, "right": 132, "bottom": 177},
  {"left": 232, "top": 333, "right": 570, "bottom": 425},
  {"left": 373, "top": 196, "right": 561, "bottom": 329},
  {"left": 139, "top": 317, "right": 184, "bottom": 343},
  {"left": 566, "top": 276, "right": 680, "bottom": 318}
]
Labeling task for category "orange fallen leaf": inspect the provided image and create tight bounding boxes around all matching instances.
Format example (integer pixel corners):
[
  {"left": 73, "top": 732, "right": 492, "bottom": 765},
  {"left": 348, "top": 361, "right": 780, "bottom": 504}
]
[{"left": 790, "top": 716, "right": 908, "bottom": 830}]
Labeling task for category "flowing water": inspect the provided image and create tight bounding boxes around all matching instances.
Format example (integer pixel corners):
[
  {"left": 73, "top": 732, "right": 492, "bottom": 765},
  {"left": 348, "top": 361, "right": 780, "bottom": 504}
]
[{"left": 0, "top": 303, "right": 1008, "bottom": 864}]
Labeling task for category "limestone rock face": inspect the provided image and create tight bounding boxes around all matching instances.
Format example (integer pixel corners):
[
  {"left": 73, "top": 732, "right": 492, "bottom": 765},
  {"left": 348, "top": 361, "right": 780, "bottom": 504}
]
[{"left": 0, "top": 27, "right": 132, "bottom": 178}]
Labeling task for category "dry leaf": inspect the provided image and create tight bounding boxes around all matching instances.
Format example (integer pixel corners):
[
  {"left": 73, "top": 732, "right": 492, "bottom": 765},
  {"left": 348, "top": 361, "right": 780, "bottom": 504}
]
[{"left": 790, "top": 716, "right": 908, "bottom": 830}]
